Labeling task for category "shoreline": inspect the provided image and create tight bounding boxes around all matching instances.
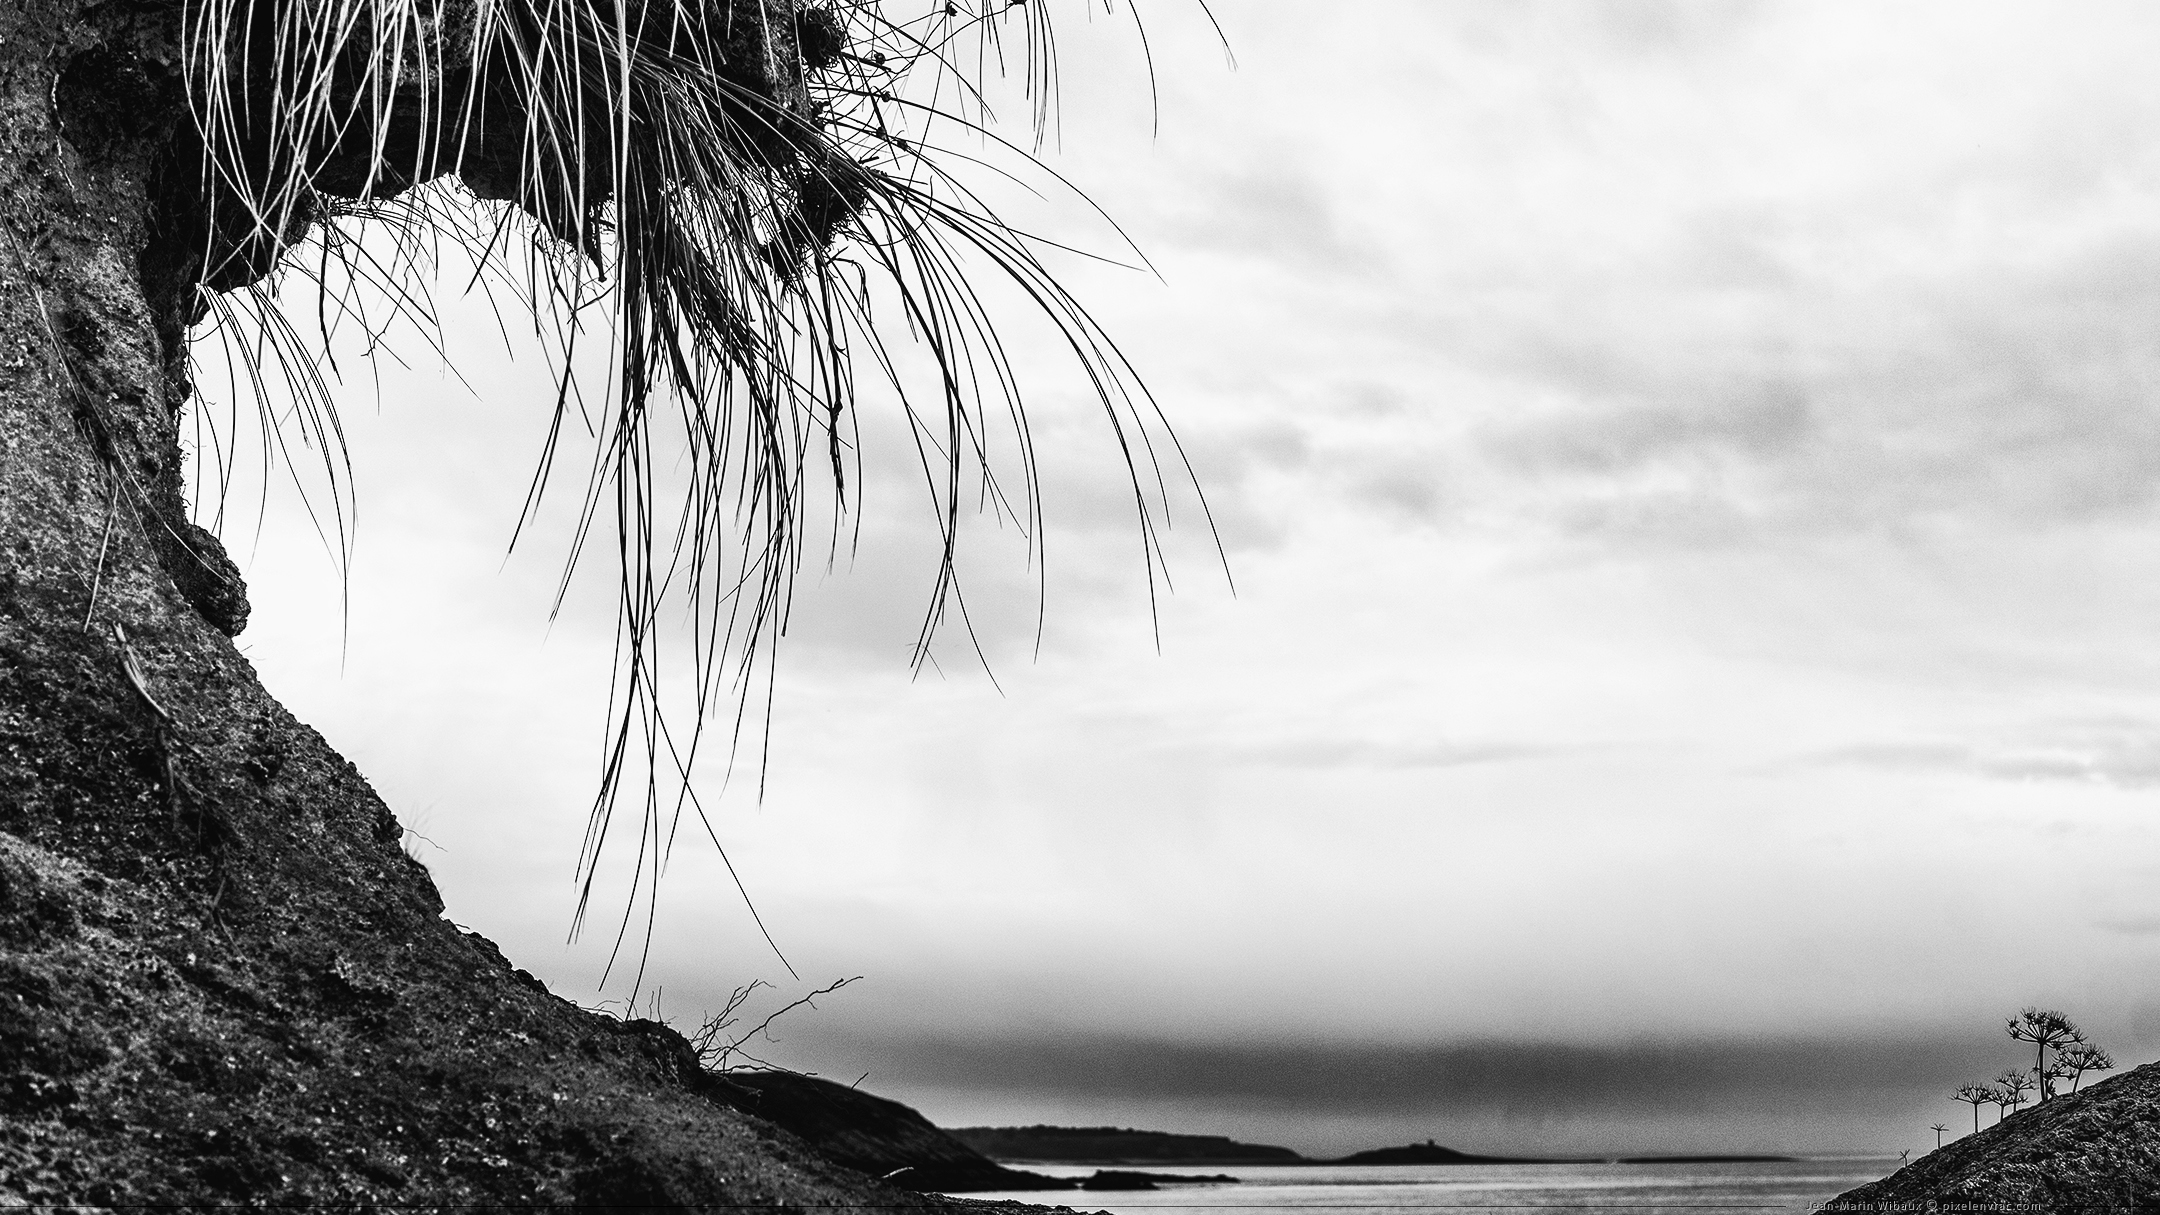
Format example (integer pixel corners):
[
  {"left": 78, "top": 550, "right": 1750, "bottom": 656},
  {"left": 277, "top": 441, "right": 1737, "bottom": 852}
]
[{"left": 990, "top": 1155, "right": 1858, "bottom": 1169}]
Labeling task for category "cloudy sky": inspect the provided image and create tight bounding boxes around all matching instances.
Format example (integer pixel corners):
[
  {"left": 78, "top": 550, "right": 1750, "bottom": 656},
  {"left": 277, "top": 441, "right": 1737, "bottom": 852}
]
[{"left": 206, "top": 0, "right": 2160, "bottom": 1158}]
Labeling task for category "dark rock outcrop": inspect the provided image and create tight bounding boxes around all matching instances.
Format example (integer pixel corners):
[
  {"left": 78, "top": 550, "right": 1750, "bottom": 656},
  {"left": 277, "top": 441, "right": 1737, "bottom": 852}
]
[
  {"left": 715, "top": 1072, "right": 1072, "bottom": 1192},
  {"left": 1827, "top": 1062, "right": 2160, "bottom": 1213}
]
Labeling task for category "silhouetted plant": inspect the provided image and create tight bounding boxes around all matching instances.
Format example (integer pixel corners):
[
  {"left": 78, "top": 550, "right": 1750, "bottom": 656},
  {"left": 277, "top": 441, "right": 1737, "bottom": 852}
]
[
  {"left": 1993, "top": 1069, "right": 2034, "bottom": 1117},
  {"left": 1951, "top": 1007, "right": 2114, "bottom": 1133},
  {"left": 1929, "top": 1123, "right": 1948, "bottom": 1149},
  {"left": 2006, "top": 1008, "right": 2084, "bottom": 1102},
  {"left": 2058, "top": 1042, "right": 2116, "bottom": 1094},
  {"left": 688, "top": 976, "right": 861, "bottom": 1073},
  {"left": 1951, "top": 1082, "right": 1992, "bottom": 1135},
  {"left": 2041, "top": 1054, "right": 2075, "bottom": 1099},
  {"left": 1982, "top": 1081, "right": 2012, "bottom": 1124}
]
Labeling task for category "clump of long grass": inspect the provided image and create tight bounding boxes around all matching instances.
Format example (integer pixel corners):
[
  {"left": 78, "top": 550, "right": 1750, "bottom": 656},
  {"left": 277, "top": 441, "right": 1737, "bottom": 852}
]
[{"left": 171, "top": 0, "right": 1219, "bottom": 982}]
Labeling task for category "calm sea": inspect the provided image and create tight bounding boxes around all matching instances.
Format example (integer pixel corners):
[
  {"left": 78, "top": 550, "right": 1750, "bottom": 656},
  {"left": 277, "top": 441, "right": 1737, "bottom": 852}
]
[{"left": 954, "top": 1159, "right": 1898, "bottom": 1214}]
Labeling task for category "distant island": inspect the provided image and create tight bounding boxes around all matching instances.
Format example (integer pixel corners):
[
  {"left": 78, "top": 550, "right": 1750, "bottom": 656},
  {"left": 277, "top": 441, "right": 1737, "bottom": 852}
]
[
  {"left": 1339, "top": 1132, "right": 1797, "bottom": 1167},
  {"left": 949, "top": 1126, "right": 1797, "bottom": 1168},
  {"left": 947, "top": 1125, "right": 1305, "bottom": 1165},
  {"left": 1082, "top": 1170, "right": 1241, "bottom": 1190},
  {"left": 1334, "top": 1140, "right": 1533, "bottom": 1165},
  {"left": 714, "top": 1079, "right": 1243, "bottom": 1192}
]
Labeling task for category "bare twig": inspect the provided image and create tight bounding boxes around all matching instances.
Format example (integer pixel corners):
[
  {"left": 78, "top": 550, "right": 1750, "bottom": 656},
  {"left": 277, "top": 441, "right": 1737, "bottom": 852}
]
[{"left": 688, "top": 975, "right": 861, "bottom": 1074}]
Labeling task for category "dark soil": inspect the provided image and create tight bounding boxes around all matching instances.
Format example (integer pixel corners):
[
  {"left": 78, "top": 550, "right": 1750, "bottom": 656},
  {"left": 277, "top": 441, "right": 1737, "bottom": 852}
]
[{"left": 1827, "top": 1062, "right": 2160, "bottom": 1214}]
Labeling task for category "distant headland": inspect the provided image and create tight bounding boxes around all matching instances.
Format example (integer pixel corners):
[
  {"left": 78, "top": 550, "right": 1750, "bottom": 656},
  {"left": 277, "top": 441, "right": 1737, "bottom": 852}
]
[
  {"left": 1335, "top": 1140, "right": 1795, "bottom": 1166},
  {"left": 703, "top": 1077, "right": 1803, "bottom": 1194},
  {"left": 946, "top": 1125, "right": 1303, "bottom": 1166},
  {"left": 945, "top": 1125, "right": 1797, "bottom": 1167}
]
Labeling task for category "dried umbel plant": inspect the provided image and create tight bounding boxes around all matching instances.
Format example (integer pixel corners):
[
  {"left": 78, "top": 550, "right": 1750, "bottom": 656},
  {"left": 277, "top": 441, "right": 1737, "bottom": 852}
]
[{"left": 168, "top": 0, "right": 1219, "bottom": 977}]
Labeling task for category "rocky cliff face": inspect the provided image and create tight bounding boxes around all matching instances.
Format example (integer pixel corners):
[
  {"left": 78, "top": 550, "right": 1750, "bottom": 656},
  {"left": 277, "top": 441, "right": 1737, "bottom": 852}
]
[
  {"left": 1827, "top": 1062, "right": 2159, "bottom": 1214},
  {"left": 0, "top": 0, "right": 1037, "bottom": 1207}
]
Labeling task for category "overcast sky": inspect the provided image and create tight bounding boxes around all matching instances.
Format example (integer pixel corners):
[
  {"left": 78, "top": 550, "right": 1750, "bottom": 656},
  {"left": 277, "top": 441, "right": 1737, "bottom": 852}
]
[{"left": 206, "top": 0, "right": 2160, "bottom": 1157}]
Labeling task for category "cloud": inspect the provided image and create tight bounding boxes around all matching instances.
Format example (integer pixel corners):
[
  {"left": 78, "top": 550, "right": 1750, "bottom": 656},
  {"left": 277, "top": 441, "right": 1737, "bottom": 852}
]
[
  {"left": 1226, "top": 737, "right": 1556, "bottom": 771},
  {"left": 1339, "top": 456, "right": 1452, "bottom": 525},
  {"left": 1155, "top": 165, "right": 1379, "bottom": 277},
  {"left": 828, "top": 1029, "right": 2021, "bottom": 1157},
  {"left": 866, "top": 1032, "right": 1994, "bottom": 1114},
  {"left": 1180, "top": 421, "right": 1314, "bottom": 484},
  {"left": 1453, "top": 238, "right": 2160, "bottom": 550},
  {"left": 1803, "top": 718, "right": 2160, "bottom": 791},
  {"left": 1579, "top": 0, "right": 1775, "bottom": 57},
  {"left": 1487, "top": 381, "right": 1812, "bottom": 478}
]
